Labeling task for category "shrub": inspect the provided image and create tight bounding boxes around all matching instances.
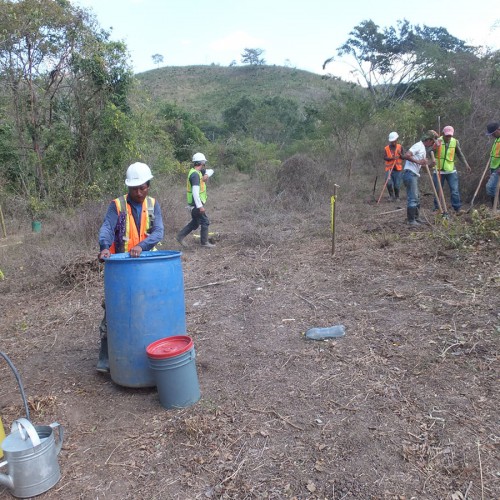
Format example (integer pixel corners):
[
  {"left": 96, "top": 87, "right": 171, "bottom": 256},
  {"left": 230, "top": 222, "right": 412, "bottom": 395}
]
[{"left": 432, "top": 207, "right": 500, "bottom": 249}]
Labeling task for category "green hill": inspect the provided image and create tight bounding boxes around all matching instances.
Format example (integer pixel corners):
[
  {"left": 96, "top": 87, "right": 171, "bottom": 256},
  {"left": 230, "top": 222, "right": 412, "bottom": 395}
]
[{"left": 135, "top": 65, "right": 348, "bottom": 123}]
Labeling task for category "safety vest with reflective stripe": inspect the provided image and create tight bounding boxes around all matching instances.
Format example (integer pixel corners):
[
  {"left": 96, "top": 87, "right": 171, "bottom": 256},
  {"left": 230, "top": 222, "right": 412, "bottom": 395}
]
[
  {"left": 490, "top": 137, "right": 500, "bottom": 170},
  {"left": 384, "top": 144, "right": 403, "bottom": 171},
  {"left": 436, "top": 137, "right": 457, "bottom": 172},
  {"left": 109, "top": 195, "right": 156, "bottom": 254},
  {"left": 186, "top": 168, "right": 207, "bottom": 206}
]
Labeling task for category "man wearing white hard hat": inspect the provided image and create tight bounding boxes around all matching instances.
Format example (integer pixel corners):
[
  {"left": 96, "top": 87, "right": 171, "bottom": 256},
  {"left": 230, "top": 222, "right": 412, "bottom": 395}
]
[
  {"left": 383, "top": 132, "right": 406, "bottom": 201},
  {"left": 433, "top": 126, "right": 471, "bottom": 214},
  {"left": 95, "top": 162, "right": 164, "bottom": 373},
  {"left": 176, "top": 153, "right": 216, "bottom": 248}
]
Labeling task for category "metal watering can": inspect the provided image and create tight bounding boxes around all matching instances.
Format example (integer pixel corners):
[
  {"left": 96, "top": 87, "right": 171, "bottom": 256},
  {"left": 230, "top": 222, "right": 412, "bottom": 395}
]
[{"left": 0, "top": 418, "right": 63, "bottom": 498}]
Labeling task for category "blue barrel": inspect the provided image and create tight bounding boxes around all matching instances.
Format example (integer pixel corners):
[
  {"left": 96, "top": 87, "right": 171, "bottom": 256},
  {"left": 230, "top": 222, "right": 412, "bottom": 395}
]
[
  {"left": 104, "top": 251, "right": 186, "bottom": 387},
  {"left": 146, "top": 336, "right": 201, "bottom": 409}
]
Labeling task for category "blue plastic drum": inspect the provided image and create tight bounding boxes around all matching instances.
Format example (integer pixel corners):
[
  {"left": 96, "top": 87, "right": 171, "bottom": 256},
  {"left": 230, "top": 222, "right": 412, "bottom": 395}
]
[{"left": 104, "top": 251, "right": 186, "bottom": 387}]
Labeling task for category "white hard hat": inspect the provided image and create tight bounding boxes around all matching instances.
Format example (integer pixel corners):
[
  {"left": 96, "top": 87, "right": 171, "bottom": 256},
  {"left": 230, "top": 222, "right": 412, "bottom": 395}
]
[
  {"left": 388, "top": 132, "right": 399, "bottom": 142},
  {"left": 125, "top": 162, "right": 153, "bottom": 187},
  {"left": 192, "top": 152, "right": 207, "bottom": 163}
]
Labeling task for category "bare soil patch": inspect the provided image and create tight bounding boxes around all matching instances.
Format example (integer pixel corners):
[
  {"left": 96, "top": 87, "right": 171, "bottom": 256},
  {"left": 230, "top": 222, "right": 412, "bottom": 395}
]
[{"left": 0, "top": 174, "right": 498, "bottom": 499}]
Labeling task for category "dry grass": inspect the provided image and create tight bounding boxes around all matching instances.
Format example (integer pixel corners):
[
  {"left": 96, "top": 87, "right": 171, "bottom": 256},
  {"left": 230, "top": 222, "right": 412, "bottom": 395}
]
[{"left": 0, "top": 167, "right": 498, "bottom": 499}]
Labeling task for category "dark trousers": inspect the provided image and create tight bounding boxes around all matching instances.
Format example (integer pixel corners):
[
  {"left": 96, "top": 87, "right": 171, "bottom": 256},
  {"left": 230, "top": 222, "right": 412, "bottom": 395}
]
[{"left": 178, "top": 207, "right": 211, "bottom": 244}]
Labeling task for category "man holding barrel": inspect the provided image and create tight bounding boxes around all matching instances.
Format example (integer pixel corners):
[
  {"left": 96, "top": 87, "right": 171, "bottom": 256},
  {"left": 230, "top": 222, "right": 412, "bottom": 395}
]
[{"left": 96, "top": 162, "right": 164, "bottom": 373}]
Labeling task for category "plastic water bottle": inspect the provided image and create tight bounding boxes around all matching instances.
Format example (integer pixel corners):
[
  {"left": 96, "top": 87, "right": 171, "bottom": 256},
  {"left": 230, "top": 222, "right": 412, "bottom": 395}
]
[{"left": 305, "top": 324, "right": 346, "bottom": 340}]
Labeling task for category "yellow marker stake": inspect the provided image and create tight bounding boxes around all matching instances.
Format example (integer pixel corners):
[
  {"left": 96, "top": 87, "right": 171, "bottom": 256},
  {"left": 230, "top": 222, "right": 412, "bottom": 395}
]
[
  {"left": 0, "top": 416, "right": 5, "bottom": 457},
  {"left": 331, "top": 184, "right": 339, "bottom": 256}
]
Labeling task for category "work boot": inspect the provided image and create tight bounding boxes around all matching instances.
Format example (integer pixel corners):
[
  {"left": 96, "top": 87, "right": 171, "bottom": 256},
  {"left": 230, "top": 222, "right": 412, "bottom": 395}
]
[
  {"left": 200, "top": 226, "right": 216, "bottom": 248},
  {"left": 387, "top": 185, "right": 395, "bottom": 201},
  {"left": 176, "top": 226, "right": 191, "bottom": 247},
  {"left": 96, "top": 338, "right": 109, "bottom": 373},
  {"left": 407, "top": 207, "right": 420, "bottom": 226},
  {"left": 415, "top": 207, "right": 423, "bottom": 223},
  {"left": 394, "top": 188, "right": 400, "bottom": 201},
  {"left": 176, "top": 234, "right": 188, "bottom": 248}
]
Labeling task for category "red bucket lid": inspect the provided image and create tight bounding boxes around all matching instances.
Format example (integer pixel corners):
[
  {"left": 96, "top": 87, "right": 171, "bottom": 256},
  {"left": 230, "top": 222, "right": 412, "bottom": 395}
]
[{"left": 146, "top": 335, "right": 193, "bottom": 359}]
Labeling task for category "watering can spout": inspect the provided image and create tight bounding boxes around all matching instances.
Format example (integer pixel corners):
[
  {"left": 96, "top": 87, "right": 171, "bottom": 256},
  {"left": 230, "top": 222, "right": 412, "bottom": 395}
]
[{"left": 0, "top": 465, "right": 14, "bottom": 490}]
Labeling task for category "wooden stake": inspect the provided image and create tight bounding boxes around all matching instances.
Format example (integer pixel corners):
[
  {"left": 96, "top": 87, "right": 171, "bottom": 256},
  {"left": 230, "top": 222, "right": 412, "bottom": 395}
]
[
  {"left": 331, "top": 184, "right": 339, "bottom": 256},
  {"left": 372, "top": 175, "right": 378, "bottom": 200},
  {"left": 0, "top": 204, "right": 6, "bottom": 238}
]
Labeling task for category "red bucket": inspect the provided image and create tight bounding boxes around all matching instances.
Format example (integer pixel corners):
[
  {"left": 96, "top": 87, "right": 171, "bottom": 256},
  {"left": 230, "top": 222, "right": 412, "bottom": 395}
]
[{"left": 146, "top": 336, "right": 200, "bottom": 409}]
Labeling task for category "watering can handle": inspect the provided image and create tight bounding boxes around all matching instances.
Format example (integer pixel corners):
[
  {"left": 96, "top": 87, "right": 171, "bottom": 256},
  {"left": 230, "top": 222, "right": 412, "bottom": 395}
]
[
  {"left": 12, "top": 418, "right": 41, "bottom": 447},
  {"left": 49, "top": 422, "right": 64, "bottom": 455}
]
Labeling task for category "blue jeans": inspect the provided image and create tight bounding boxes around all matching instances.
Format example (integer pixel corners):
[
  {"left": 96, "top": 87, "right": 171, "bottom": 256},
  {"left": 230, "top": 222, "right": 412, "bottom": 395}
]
[
  {"left": 433, "top": 171, "right": 461, "bottom": 211},
  {"left": 485, "top": 169, "right": 499, "bottom": 198},
  {"left": 403, "top": 170, "right": 419, "bottom": 209}
]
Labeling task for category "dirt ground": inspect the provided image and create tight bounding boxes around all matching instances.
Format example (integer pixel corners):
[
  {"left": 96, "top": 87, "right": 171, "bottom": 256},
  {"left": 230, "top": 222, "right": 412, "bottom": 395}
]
[{"left": 0, "top": 173, "right": 499, "bottom": 500}]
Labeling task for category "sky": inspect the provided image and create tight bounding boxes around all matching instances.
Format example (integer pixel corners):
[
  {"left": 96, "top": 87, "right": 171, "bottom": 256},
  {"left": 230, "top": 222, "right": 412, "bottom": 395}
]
[{"left": 72, "top": 0, "right": 500, "bottom": 79}]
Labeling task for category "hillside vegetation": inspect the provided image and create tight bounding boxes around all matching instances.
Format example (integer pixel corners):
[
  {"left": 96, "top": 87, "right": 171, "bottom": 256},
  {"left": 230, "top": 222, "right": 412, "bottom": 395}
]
[
  {"left": 1, "top": 1, "right": 499, "bottom": 220},
  {"left": 135, "top": 65, "right": 347, "bottom": 123}
]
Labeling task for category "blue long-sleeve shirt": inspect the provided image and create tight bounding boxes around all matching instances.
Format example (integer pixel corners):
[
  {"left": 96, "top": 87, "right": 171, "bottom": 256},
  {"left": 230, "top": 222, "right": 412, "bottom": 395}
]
[{"left": 98, "top": 198, "right": 164, "bottom": 251}]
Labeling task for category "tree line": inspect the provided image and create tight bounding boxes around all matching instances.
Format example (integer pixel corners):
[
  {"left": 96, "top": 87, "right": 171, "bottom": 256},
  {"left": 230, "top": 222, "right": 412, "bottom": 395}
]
[{"left": 0, "top": 0, "right": 498, "bottom": 219}]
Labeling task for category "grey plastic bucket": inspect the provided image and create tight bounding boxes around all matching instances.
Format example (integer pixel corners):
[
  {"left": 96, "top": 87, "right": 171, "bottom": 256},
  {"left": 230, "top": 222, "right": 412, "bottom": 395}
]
[{"left": 146, "top": 336, "right": 201, "bottom": 409}]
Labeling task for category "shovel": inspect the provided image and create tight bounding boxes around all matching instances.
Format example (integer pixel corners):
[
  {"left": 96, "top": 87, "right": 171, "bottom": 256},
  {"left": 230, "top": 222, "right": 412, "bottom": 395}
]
[{"left": 467, "top": 158, "right": 490, "bottom": 213}]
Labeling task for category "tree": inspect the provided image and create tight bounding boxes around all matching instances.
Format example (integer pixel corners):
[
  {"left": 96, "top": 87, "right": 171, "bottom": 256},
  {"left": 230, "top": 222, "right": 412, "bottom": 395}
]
[
  {"left": 319, "top": 88, "right": 374, "bottom": 179},
  {"left": 324, "top": 19, "right": 476, "bottom": 104},
  {"left": 156, "top": 102, "right": 208, "bottom": 162},
  {"left": 222, "top": 96, "right": 257, "bottom": 134},
  {"left": 241, "top": 48, "right": 265, "bottom": 66},
  {"left": 152, "top": 53, "right": 164, "bottom": 68},
  {"left": 0, "top": 0, "right": 133, "bottom": 202}
]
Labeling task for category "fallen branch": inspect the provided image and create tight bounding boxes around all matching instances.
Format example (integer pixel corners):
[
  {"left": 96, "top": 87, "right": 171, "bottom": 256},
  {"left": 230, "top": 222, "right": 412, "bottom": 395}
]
[
  {"left": 477, "top": 441, "right": 484, "bottom": 500},
  {"left": 220, "top": 458, "right": 246, "bottom": 485},
  {"left": 0, "top": 240, "right": 22, "bottom": 248},
  {"left": 250, "top": 407, "right": 304, "bottom": 430},
  {"left": 379, "top": 208, "right": 404, "bottom": 216},
  {"left": 330, "top": 399, "right": 359, "bottom": 412},
  {"left": 293, "top": 291, "right": 317, "bottom": 310},
  {"left": 185, "top": 278, "right": 237, "bottom": 291}
]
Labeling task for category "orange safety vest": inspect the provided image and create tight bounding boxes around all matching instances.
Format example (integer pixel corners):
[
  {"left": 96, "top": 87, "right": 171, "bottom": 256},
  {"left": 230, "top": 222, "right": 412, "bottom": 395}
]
[
  {"left": 109, "top": 195, "right": 156, "bottom": 254},
  {"left": 384, "top": 144, "right": 403, "bottom": 171}
]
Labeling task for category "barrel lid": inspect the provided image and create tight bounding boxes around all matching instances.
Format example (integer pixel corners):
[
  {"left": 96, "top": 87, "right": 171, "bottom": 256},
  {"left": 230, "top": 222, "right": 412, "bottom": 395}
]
[{"left": 146, "top": 335, "right": 193, "bottom": 359}]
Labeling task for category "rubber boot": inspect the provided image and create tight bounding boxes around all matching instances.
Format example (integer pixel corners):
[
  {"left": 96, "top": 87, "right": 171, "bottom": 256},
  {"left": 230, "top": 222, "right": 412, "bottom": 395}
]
[
  {"left": 387, "top": 185, "right": 395, "bottom": 201},
  {"left": 415, "top": 206, "right": 423, "bottom": 223},
  {"left": 200, "top": 226, "right": 215, "bottom": 248},
  {"left": 176, "top": 225, "right": 191, "bottom": 247},
  {"left": 96, "top": 337, "right": 110, "bottom": 373},
  {"left": 407, "top": 207, "right": 420, "bottom": 226},
  {"left": 394, "top": 187, "right": 400, "bottom": 201}
]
